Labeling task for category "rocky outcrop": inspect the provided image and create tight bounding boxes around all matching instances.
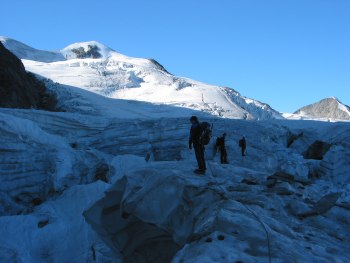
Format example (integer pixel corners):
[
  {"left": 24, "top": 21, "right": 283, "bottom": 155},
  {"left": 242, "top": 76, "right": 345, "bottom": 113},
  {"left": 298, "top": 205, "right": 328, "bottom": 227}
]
[
  {"left": 71, "top": 45, "right": 102, "bottom": 59},
  {"left": 148, "top": 58, "right": 172, "bottom": 75},
  {"left": 294, "top": 97, "right": 350, "bottom": 120},
  {"left": 0, "top": 41, "right": 56, "bottom": 110}
]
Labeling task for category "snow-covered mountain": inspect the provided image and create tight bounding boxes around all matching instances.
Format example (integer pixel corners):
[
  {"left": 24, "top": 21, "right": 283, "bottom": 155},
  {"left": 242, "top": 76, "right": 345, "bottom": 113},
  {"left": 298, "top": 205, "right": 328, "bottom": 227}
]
[
  {"left": 293, "top": 97, "right": 350, "bottom": 121},
  {"left": 0, "top": 36, "right": 281, "bottom": 120}
]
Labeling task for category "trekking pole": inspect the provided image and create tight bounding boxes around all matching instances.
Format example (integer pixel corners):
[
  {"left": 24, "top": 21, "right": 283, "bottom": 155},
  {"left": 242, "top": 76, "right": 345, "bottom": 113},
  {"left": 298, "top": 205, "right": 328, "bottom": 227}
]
[{"left": 207, "top": 160, "right": 216, "bottom": 177}]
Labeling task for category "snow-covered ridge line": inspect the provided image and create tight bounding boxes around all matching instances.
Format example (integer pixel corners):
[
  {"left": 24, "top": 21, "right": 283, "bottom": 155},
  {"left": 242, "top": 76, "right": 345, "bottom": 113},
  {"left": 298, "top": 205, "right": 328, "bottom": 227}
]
[
  {"left": 0, "top": 36, "right": 65, "bottom": 63},
  {"left": 1, "top": 36, "right": 282, "bottom": 120}
]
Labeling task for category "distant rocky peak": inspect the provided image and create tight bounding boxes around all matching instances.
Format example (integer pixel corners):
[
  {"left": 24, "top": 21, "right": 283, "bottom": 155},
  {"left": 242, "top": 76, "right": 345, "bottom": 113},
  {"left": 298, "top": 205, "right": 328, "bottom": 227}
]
[{"left": 294, "top": 97, "right": 350, "bottom": 120}]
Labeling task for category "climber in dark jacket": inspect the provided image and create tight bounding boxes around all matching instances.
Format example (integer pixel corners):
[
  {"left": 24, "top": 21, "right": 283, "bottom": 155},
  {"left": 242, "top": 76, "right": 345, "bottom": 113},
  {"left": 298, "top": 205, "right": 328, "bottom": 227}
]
[
  {"left": 189, "top": 116, "right": 206, "bottom": 174},
  {"left": 239, "top": 136, "right": 246, "bottom": 157},
  {"left": 216, "top": 133, "right": 228, "bottom": 164}
]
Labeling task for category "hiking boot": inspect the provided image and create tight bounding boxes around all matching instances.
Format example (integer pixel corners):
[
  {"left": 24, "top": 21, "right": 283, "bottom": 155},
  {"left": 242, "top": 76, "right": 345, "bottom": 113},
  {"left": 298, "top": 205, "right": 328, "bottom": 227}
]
[{"left": 194, "top": 169, "right": 206, "bottom": 175}]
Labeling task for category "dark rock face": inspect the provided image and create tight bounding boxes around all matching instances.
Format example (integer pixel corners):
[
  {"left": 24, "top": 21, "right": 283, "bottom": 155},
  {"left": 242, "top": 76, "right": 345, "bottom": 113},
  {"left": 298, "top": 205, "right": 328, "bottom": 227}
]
[
  {"left": 71, "top": 45, "right": 102, "bottom": 59},
  {"left": 148, "top": 58, "right": 172, "bottom": 75},
  {"left": 0, "top": 41, "right": 56, "bottom": 110},
  {"left": 303, "top": 140, "right": 332, "bottom": 160}
]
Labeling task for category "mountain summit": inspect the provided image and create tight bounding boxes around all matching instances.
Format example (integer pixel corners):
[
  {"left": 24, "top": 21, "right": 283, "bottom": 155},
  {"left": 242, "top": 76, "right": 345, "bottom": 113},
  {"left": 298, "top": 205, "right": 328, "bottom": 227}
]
[
  {"left": 0, "top": 36, "right": 282, "bottom": 120},
  {"left": 294, "top": 97, "right": 350, "bottom": 120}
]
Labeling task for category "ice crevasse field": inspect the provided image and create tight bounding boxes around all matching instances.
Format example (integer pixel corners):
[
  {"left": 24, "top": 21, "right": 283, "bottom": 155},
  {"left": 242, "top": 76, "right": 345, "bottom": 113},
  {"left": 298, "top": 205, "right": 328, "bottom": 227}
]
[{"left": 0, "top": 37, "right": 350, "bottom": 263}]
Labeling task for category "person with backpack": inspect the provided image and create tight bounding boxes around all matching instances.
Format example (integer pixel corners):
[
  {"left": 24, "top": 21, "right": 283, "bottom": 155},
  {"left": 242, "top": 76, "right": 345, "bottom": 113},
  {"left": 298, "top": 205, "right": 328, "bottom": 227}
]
[
  {"left": 239, "top": 136, "right": 246, "bottom": 157},
  {"left": 215, "top": 133, "right": 228, "bottom": 164},
  {"left": 189, "top": 116, "right": 212, "bottom": 174}
]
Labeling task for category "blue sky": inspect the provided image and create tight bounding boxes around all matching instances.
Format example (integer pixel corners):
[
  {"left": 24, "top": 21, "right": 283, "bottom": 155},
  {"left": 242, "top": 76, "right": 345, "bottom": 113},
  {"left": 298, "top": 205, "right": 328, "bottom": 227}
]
[{"left": 1, "top": 0, "right": 349, "bottom": 112}]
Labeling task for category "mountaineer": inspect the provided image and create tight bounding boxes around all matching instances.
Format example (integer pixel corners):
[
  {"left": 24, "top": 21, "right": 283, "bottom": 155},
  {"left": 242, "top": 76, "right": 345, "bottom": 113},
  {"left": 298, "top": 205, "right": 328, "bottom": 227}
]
[
  {"left": 215, "top": 133, "right": 228, "bottom": 164},
  {"left": 189, "top": 116, "right": 212, "bottom": 174},
  {"left": 239, "top": 136, "right": 246, "bottom": 157}
]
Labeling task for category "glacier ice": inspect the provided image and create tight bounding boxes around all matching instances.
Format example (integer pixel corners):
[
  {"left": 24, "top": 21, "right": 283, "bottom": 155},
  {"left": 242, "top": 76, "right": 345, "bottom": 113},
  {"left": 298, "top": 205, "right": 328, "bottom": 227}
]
[{"left": 1, "top": 104, "right": 350, "bottom": 262}]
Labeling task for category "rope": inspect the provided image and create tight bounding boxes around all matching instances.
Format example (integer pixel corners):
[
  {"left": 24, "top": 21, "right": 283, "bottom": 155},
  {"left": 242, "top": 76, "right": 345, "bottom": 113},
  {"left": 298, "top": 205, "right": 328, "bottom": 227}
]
[
  {"left": 207, "top": 161, "right": 272, "bottom": 263},
  {"left": 243, "top": 204, "right": 272, "bottom": 263}
]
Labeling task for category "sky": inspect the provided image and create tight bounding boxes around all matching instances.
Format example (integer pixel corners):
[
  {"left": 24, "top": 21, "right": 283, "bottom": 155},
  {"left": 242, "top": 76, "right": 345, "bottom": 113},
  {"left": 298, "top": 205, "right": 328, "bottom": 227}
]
[{"left": 1, "top": 0, "right": 349, "bottom": 112}]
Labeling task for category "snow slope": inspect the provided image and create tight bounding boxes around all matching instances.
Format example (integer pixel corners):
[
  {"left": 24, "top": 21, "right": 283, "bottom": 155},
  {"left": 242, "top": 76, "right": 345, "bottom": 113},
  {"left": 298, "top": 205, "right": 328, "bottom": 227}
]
[
  {"left": 1, "top": 36, "right": 282, "bottom": 120},
  {"left": 42, "top": 78, "right": 216, "bottom": 119},
  {"left": 0, "top": 37, "right": 65, "bottom": 63}
]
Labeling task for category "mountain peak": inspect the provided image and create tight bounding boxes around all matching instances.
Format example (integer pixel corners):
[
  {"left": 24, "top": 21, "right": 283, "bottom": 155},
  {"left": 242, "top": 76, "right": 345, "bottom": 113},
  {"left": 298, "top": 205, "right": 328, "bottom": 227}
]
[
  {"left": 294, "top": 97, "right": 350, "bottom": 120},
  {"left": 323, "top": 96, "right": 340, "bottom": 102},
  {"left": 61, "top": 41, "right": 114, "bottom": 60},
  {"left": 0, "top": 36, "right": 119, "bottom": 62}
]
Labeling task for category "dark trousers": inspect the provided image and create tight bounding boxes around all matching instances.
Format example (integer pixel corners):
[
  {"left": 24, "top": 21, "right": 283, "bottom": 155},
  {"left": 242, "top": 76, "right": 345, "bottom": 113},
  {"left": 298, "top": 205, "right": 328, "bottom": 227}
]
[
  {"left": 241, "top": 147, "right": 246, "bottom": 156},
  {"left": 220, "top": 148, "right": 228, "bottom": 163},
  {"left": 194, "top": 143, "right": 206, "bottom": 170}
]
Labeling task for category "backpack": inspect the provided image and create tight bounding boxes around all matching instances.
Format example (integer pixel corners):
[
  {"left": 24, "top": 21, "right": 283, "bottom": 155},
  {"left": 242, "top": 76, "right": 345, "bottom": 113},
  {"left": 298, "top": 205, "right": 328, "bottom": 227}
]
[
  {"left": 239, "top": 138, "right": 246, "bottom": 148},
  {"left": 199, "top": 122, "right": 213, "bottom": 145}
]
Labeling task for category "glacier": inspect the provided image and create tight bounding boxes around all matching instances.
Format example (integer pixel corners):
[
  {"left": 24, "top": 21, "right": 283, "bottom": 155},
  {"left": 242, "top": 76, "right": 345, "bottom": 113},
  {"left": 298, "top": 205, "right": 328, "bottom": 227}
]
[{"left": 1, "top": 95, "right": 350, "bottom": 262}]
